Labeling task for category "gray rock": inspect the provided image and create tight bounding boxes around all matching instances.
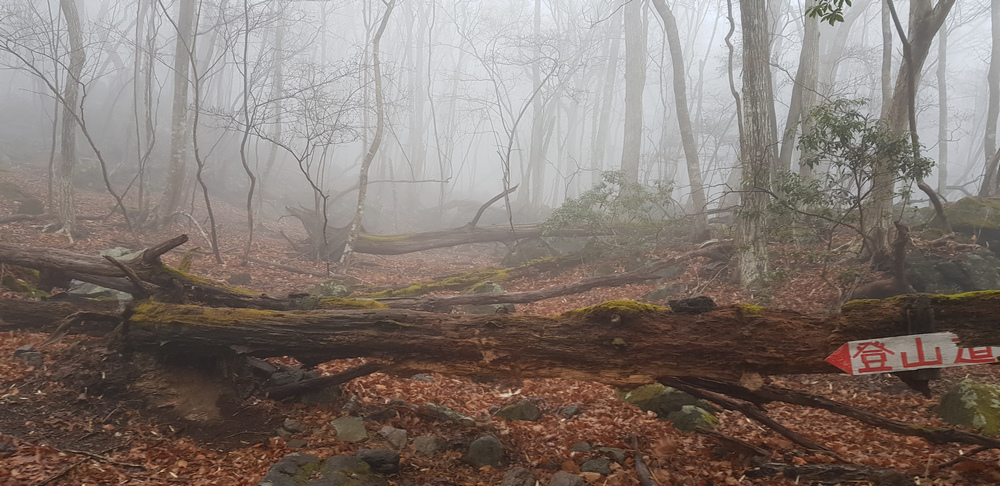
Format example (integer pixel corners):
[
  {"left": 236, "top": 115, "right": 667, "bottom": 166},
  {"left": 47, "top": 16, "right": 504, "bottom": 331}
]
[
  {"left": 581, "top": 458, "right": 612, "bottom": 475},
  {"left": 462, "top": 281, "right": 515, "bottom": 315},
  {"left": 466, "top": 435, "right": 504, "bottom": 467},
  {"left": 227, "top": 273, "right": 252, "bottom": 286},
  {"left": 284, "top": 418, "right": 306, "bottom": 433},
  {"left": 257, "top": 452, "right": 322, "bottom": 486},
  {"left": 17, "top": 351, "right": 43, "bottom": 367},
  {"left": 286, "top": 439, "right": 309, "bottom": 449},
  {"left": 270, "top": 370, "right": 306, "bottom": 387},
  {"left": 666, "top": 405, "right": 720, "bottom": 432},
  {"left": 549, "top": 471, "right": 585, "bottom": 486},
  {"left": 387, "top": 398, "right": 406, "bottom": 406},
  {"left": 13, "top": 345, "right": 34, "bottom": 357},
  {"left": 330, "top": 416, "right": 368, "bottom": 442},
  {"left": 379, "top": 426, "right": 407, "bottom": 449},
  {"left": 413, "top": 435, "right": 448, "bottom": 455},
  {"left": 355, "top": 449, "right": 400, "bottom": 474},
  {"left": 934, "top": 379, "right": 1000, "bottom": 435},
  {"left": 494, "top": 399, "right": 543, "bottom": 422},
  {"left": 422, "top": 402, "right": 477, "bottom": 426},
  {"left": 277, "top": 428, "right": 293, "bottom": 438},
  {"left": 299, "top": 387, "right": 342, "bottom": 405},
  {"left": 593, "top": 264, "right": 617, "bottom": 276},
  {"left": 568, "top": 442, "right": 591, "bottom": 453},
  {"left": 341, "top": 396, "right": 361, "bottom": 413},
  {"left": 556, "top": 405, "right": 581, "bottom": 419},
  {"left": 595, "top": 447, "right": 626, "bottom": 465},
  {"left": 410, "top": 374, "right": 434, "bottom": 382},
  {"left": 500, "top": 466, "right": 535, "bottom": 486},
  {"left": 641, "top": 283, "right": 688, "bottom": 303},
  {"left": 318, "top": 456, "right": 389, "bottom": 486},
  {"left": 503, "top": 237, "right": 554, "bottom": 266}
]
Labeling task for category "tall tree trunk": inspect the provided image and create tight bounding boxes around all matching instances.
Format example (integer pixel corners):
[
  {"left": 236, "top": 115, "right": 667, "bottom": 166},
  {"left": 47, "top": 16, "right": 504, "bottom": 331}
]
[
  {"left": 738, "top": 0, "right": 776, "bottom": 287},
  {"left": 341, "top": 0, "right": 396, "bottom": 267},
  {"left": 590, "top": 9, "right": 622, "bottom": 182},
  {"left": 650, "top": 0, "right": 707, "bottom": 237},
  {"left": 981, "top": 0, "right": 1000, "bottom": 197},
  {"left": 867, "top": 0, "right": 955, "bottom": 257},
  {"left": 937, "top": 20, "right": 947, "bottom": 195},
  {"left": 158, "top": 0, "right": 195, "bottom": 225},
  {"left": 527, "top": 0, "right": 545, "bottom": 207},
  {"left": 620, "top": 0, "right": 648, "bottom": 183},
  {"left": 57, "top": 0, "right": 85, "bottom": 238},
  {"left": 881, "top": 0, "right": 893, "bottom": 118},
  {"left": 778, "top": 0, "right": 819, "bottom": 178}
]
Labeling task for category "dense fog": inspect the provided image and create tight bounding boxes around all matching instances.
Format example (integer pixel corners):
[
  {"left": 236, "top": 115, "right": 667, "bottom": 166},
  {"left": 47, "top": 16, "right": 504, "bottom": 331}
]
[{"left": 0, "top": 0, "right": 993, "bottom": 235}]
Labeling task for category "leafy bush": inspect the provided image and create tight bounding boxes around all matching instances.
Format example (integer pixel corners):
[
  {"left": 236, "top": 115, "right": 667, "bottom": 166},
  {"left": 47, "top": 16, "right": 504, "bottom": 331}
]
[{"left": 542, "top": 171, "right": 676, "bottom": 251}]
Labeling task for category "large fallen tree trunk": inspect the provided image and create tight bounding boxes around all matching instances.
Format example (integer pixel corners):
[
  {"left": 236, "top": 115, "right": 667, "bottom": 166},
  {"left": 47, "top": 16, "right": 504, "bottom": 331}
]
[{"left": 123, "top": 293, "right": 1000, "bottom": 384}]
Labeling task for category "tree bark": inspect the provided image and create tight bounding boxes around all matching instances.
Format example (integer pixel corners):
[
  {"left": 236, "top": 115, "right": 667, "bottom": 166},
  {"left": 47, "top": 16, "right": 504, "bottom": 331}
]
[
  {"left": 591, "top": 9, "right": 622, "bottom": 181},
  {"left": 737, "top": 0, "right": 776, "bottom": 287},
  {"left": 650, "top": 0, "right": 708, "bottom": 237},
  {"left": 981, "top": 0, "right": 1000, "bottom": 197},
  {"left": 120, "top": 294, "right": 1000, "bottom": 385},
  {"left": 778, "top": 0, "right": 819, "bottom": 178},
  {"left": 158, "top": 0, "right": 195, "bottom": 224},
  {"left": 620, "top": 0, "right": 648, "bottom": 183},
  {"left": 57, "top": 0, "right": 85, "bottom": 238}
]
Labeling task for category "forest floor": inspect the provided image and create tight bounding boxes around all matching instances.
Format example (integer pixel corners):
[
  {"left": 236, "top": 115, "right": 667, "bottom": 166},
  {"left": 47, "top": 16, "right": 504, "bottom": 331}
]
[{"left": 2, "top": 164, "right": 1000, "bottom": 485}]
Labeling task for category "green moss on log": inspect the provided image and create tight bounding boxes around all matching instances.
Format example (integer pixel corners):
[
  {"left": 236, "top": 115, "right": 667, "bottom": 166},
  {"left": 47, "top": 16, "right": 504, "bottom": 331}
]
[
  {"left": 736, "top": 303, "right": 764, "bottom": 316},
  {"left": 131, "top": 300, "right": 280, "bottom": 327},
  {"left": 357, "top": 233, "right": 413, "bottom": 243},
  {"left": 162, "top": 266, "right": 261, "bottom": 296},
  {"left": 561, "top": 299, "right": 670, "bottom": 320},
  {"left": 363, "top": 268, "right": 512, "bottom": 298},
  {"left": 317, "top": 297, "right": 388, "bottom": 310}
]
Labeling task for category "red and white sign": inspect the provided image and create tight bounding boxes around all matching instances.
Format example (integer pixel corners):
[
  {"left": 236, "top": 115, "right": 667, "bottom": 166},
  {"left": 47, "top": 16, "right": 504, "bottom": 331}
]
[{"left": 825, "top": 332, "right": 1000, "bottom": 375}]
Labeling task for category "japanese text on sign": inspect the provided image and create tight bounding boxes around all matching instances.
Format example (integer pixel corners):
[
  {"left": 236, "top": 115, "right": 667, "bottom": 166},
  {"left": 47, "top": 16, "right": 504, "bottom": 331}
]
[{"left": 825, "top": 332, "right": 1000, "bottom": 375}]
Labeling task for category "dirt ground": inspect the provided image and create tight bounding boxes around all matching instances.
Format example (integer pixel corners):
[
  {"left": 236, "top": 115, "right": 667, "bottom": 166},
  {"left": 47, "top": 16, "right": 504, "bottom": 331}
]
[{"left": 3, "top": 164, "right": 1000, "bottom": 485}]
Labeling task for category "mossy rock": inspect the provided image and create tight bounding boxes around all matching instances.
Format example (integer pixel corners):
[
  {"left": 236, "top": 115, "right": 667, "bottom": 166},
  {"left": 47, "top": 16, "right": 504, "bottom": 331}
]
[
  {"left": 462, "top": 281, "right": 515, "bottom": 315},
  {"left": 314, "top": 279, "right": 353, "bottom": 298},
  {"left": 618, "top": 383, "right": 720, "bottom": 418},
  {"left": 941, "top": 197, "right": 1000, "bottom": 233},
  {"left": 666, "top": 405, "right": 720, "bottom": 432},
  {"left": 905, "top": 247, "right": 1000, "bottom": 294},
  {"left": 934, "top": 379, "right": 1000, "bottom": 436}
]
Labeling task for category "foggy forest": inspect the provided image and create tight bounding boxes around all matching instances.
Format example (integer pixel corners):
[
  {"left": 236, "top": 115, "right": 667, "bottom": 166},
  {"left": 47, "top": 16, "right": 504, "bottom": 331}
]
[{"left": 4, "top": 0, "right": 1000, "bottom": 484}]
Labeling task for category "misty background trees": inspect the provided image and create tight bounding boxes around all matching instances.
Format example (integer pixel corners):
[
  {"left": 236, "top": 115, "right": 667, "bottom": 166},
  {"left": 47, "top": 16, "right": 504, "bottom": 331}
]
[{"left": 0, "top": 0, "right": 996, "bottom": 287}]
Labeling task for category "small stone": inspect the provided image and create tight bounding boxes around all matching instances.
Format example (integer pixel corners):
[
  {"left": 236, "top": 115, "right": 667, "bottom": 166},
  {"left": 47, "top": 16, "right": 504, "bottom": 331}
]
[
  {"left": 666, "top": 405, "right": 720, "bottom": 432},
  {"left": 580, "top": 458, "right": 612, "bottom": 475},
  {"left": 410, "top": 374, "right": 434, "bottom": 382},
  {"left": 275, "top": 428, "right": 292, "bottom": 438},
  {"left": 258, "top": 452, "right": 322, "bottom": 486},
  {"left": 494, "top": 399, "right": 543, "bottom": 422},
  {"left": 568, "top": 442, "right": 591, "bottom": 453},
  {"left": 387, "top": 398, "right": 406, "bottom": 406},
  {"left": 342, "top": 396, "right": 361, "bottom": 413},
  {"left": 379, "top": 426, "right": 408, "bottom": 449},
  {"left": 330, "top": 416, "right": 368, "bottom": 442},
  {"left": 356, "top": 449, "right": 400, "bottom": 474},
  {"left": 549, "top": 471, "right": 585, "bottom": 486},
  {"left": 298, "top": 386, "right": 342, "bottom": 405},
  {"left": 322, "top": 456, "right": 389, "bottom": 485},
  {"left": 17, "top": 352, "right": 43, "bottom": 367},
  {"left": 13, "top": 345, "right": 34, "bottom": 356},
  {"left": 285, "top": 439, "right": 308, "bottom": 449},
  {"left": 557, "top": 405, "right": 581, "bottom": 419},
  {"left": 500, "top": 466, "right": 535, "bottom": 486},
  {"left": 413, "top": 435, "right": 448, "bottom": 455},
  {"left": 422, "top": 402, "right": 477, "bottom": 426},
  {"left": 466, "top": 435, "right": 504, "bottom": 467},
  {"left": 227, "top": 273, "right": 252, "bottom": 285},
  {"left": 595, "top": 447, "right": 626, "bottom": 464},
  {"left": 283, "top": 418, "right": 305, "bottom": 433}
]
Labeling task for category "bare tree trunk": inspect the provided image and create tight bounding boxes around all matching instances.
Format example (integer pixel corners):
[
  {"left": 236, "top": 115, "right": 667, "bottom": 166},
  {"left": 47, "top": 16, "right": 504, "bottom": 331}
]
[
  {"left": 158, "top": 0, "right": 195, "bottom": 225},
  {"left": 341, "top": 0, "right": 396, "bottom": 268},
  {"left": 238, "top": 0, "right": 257, "bottom": 264},
  {"left": 527, "top": 0, "right": 545, "bottom": 207},
  {"left": 778, "top": 0, "right": 819, "bottom": 178},
  {"left": 650, "top": 0, "right": 707, "bottom": 237},
  {"left": 738, "top": 0, "right": 776, "bottom": 287},
  {"left": 591, "top": 10, "right": 621, "bottom": 182},
  {"left": 57, "top": 0, "right": 85, "bottom": 238},
  {"left": 937, "top": 21, "right": 948, "bottom": 195},
  {"left": 981, "top": 0, "right": 1000, "bottom": 197},
  {"left": 868, "top": 0, "right": 955, "bottom": 258},
  {"left": 881, "top": 0, "right": 893, "bottom": 118},
  {"left": 620, "top": 0, "right": 648, "bottom": 183}
]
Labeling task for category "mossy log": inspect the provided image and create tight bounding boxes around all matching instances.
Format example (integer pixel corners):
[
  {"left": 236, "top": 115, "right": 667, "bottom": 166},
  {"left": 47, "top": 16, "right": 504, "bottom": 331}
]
[{"left": 124, "top": 293, "right": 1000, "bottom": 384}]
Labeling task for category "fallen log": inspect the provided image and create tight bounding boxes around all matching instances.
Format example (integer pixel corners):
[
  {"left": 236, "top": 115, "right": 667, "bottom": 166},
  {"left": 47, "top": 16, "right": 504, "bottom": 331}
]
[{"left": 122, "top": 293, "right": 1000, "bottom": 384}]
